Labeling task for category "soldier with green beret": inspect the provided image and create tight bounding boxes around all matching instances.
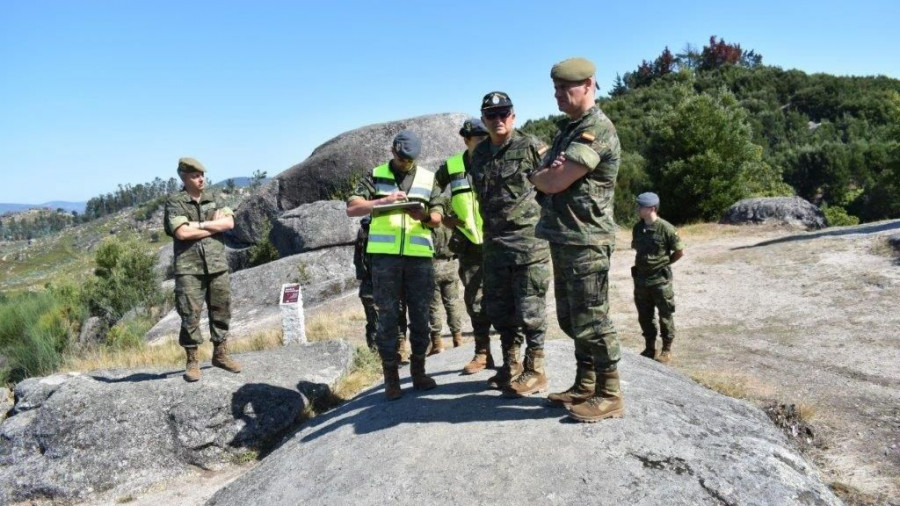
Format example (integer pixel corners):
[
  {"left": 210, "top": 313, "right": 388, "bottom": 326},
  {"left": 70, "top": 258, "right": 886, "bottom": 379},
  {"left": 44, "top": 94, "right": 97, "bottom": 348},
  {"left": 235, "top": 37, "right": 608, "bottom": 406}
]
[
  {"left": 632, "top": 192, "right": 684, "bottom": 364},
  {"left": 529, "top": 57, "right": 625, "bottom": 422},
  {"left": 469, "top": 91, "right": 552, "bottom": 397},
  {"left": 163, "top": 157, "right": 242, "bottom": 382}
]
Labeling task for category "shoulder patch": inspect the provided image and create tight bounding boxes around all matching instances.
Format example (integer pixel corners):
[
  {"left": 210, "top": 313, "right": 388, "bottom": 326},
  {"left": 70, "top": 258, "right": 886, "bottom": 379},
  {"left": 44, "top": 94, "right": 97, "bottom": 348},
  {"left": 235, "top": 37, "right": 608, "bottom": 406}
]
[
  {"left": 537, "top": 146, "right": 548, "bottom": 156},
  {"left": 580, "top": 132, "right": 596, "bottom": 142}
]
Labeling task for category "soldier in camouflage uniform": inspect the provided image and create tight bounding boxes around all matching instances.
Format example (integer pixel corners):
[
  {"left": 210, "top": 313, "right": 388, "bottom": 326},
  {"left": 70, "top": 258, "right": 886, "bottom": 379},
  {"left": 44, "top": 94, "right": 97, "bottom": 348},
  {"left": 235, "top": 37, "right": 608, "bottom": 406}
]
[
  {"left": 353, "top": 215, "right": 409, "bottom": 358},
  {"left": 469, "top": 92, "right": 551, "bottom": 397},
  {"left": 427, "top": 223, "right": 464, "bottom": 355},
  {"left": 530, "top": 58, "right": 624, "bottom": 421},
  {"left": 631, "top": 192, "right": 684, "bottom": 364},
  {"left": 163, "top": 157, "right": 242, "bottom": 382},
  {"left": 431, "top": 118, "right": 494, "bottom": 373},
  {"left": 346, "top": 130, "right": 444, "bottom": 400}
]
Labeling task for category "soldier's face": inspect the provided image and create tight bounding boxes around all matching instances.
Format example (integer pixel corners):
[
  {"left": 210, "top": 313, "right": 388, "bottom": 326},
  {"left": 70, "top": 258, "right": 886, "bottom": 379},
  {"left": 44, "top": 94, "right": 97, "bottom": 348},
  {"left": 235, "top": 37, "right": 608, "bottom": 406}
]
[
  {"left": 482, "top": 108, "right": 514, "bottom": 138},
  {"left": 391, "top": 149, "right": 415, "bottom": 172},
  {"left": 638, "top": 205, "right": 656, "bottom": 220},
  {"left": 181, "top": 171, "right": 205, "bottom": 193},
  {"left": 464, "top": 134, "right": 487, "bottom": 152},
  {"left": 554, "top": 79, "right": 590, "bottom": 115}
]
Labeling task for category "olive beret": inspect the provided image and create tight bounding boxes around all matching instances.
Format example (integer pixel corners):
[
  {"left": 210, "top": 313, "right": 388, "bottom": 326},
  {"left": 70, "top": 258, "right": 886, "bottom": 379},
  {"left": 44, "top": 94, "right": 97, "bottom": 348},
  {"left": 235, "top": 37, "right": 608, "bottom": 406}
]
[
  {"left": 636, "top": 192, "right": 660, "bottom": 208},
  {"left": 177, "top": 157, "right": 206, "bottom": 174},
  {"left": 550, "top": 57, "right": 596, "bottom": 82}
]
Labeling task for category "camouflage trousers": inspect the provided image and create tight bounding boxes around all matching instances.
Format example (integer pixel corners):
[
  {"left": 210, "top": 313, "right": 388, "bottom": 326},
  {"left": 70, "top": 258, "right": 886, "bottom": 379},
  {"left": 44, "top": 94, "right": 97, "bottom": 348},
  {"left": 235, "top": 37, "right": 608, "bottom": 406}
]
[
  {"left": 429, "top": 258, "right": 463, "bottom": 335},
  {"left": 359, "top": 275, "right": 407, "bottom": 349},
  {"left": 634, "top": 279, "right": 676, "bottom": 343},
  {"left": 371, "top": 255, "right": 433, "bottom": 360},
  {"left": 551, "top": 244, "right": 621, "bottom": 372},
  {"left": 483, "top": 245, "right": 549, "bottom": 352},
  {"left": 174, "top": 271, "right": 231, "bottom": 348},
  {"left": 457, "top": 241, "right": 491, "bottom": 337}
]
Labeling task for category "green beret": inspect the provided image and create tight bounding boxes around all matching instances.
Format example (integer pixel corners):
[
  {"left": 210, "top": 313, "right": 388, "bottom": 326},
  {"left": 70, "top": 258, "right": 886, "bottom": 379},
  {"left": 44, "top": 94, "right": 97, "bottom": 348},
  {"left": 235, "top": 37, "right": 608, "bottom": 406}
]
[
  {"left": 177, "top": 157, "right": 206, "bottom": 174},
  {"left": 550, "top": 57, "right": 596, "bottom": 82}
]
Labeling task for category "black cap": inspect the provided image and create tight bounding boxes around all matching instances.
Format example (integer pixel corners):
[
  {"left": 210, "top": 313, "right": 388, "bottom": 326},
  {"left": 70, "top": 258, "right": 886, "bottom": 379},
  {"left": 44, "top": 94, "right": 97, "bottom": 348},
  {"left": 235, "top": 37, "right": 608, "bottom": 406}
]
[
  {"left": 392, "top": 130, "right": 422, "bottom": 159},
  {"left": 481, "top": 91, "right": 513, "bottom": 111},
  {"left": 459, "top": 118, "right": 489, "bottom": 137}
]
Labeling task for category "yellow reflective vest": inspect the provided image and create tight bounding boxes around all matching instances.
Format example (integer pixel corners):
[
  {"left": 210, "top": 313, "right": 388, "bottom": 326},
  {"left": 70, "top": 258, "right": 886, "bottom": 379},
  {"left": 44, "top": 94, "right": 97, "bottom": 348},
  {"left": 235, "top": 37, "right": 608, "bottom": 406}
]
[
  {"left": 366, "top": 163, "right": 435, "bottom": 257},
  {"left": 446, "top": 153, "right": 483, "bottom": 245}
]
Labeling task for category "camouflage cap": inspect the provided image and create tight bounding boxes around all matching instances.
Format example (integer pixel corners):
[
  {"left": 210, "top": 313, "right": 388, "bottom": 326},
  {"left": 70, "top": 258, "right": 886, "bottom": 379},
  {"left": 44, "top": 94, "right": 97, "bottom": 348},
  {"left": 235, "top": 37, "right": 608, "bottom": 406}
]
[
  {"left": 459, "top": 117, "right": 488, "bottom": 137},
  {"left": 177, "top": 157, "right": 206, "bottom": 174},
  {"left": 392, "top": 130, "right": 422, "bottom": 160},
  {"left": 481, "top": 91, "right": 513, "bottom": 110},
  {"left": 551, "top": 57, "right": 598, "bottom": 88},
  {"left": 636, "top": 192, "right": 660, "bottom": 208}
]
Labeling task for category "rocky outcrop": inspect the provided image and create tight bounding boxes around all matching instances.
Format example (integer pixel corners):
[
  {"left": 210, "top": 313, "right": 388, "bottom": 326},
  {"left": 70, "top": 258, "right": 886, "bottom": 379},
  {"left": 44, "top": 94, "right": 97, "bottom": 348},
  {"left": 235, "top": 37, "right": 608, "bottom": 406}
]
[
  {"left": 228, "top": 113, "right": 467, "bottom": 246},
  {"left": 145, "top": 246, "right": 355, "bottom": 344},
  {"left": 270, "top": 200, "right": 361, "bottom": 258},
  {"left": 0, "top": 340, "right": 353, "bottom": 505},
  {"left": 209, "top": 341, "right": 840, "bottom": 506},
  {"left": 721, "top": 196, "right": 826, "bottom": 230},
  {"left": 77, "top": 316, "right": 107, "bottom": 345}
]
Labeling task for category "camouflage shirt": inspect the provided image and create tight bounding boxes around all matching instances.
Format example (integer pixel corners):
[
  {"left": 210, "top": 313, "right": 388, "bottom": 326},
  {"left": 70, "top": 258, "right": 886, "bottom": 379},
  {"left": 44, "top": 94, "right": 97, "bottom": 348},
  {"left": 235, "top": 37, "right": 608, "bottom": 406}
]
[
  {"left": 469, "top": 130, "right": 549, "bottom": 264},
  {"left": 535, "top": 106, "right": 621, "bottom": 246},
  {"left": 163, "top": 190, "right": 234, "bottom": 275},
  {"left": 631, "top": 217, "right": 684, "bottom": 283},
  {"left": 431, "top": 224, "right": 456, "bottom": 261}
]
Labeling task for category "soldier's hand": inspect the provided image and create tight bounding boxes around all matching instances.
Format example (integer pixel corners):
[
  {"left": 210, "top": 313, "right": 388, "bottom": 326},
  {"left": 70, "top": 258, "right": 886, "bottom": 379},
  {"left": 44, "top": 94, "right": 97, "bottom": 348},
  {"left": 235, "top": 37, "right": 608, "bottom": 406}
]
[
  {"left": 405, "top": 205, "right": 428, "bottom": 221},
  {"left": 549, "top": 153, "right": 566, "bottom": 170},
  {"left": 383, "top": 191, "right": 408, "bottom": 204},
  {"left": 443, "top": 215, "right": 461, "bottom": 228}
]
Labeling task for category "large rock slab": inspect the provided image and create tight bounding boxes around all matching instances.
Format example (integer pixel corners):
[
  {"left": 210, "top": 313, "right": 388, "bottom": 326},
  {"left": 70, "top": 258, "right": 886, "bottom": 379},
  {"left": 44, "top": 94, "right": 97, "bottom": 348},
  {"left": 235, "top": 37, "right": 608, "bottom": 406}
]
[
  {"left": 721, "top": 196, "right": 826, "bottom": 230},
  {"left": 145, "top": 246, "right": 355, "bottom": 344},
  {"left": 228, "top": 113, "right": 467, "bottom": 245},
  {"left": 0, "top": 340, "right": 353, "bottom": 505},
  {"left": 270, "top": 200, "right": 361, "bottom": 258},
  {"left": 208, "top": 340, "right": 840, "bottom": 506}
]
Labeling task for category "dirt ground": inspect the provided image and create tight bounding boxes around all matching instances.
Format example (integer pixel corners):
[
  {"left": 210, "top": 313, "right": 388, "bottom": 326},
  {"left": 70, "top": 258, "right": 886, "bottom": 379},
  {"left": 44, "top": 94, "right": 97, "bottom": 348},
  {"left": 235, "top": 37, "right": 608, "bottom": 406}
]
[{"left": 83, "top": 220, "right": 900, "bottom": 506}]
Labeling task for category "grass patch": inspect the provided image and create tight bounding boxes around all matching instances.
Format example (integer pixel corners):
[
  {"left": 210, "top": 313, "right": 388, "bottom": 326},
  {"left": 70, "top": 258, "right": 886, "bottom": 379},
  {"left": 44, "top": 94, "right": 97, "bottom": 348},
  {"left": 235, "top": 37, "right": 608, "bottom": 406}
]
[
  {"left": 231, "top": 449, "right": 260, "bottom": 465},
  {"left": 868, "top": 236, "right": 898, "bottom": 259},
  {"left": 306, "top": 307, "right": 364, "bottom": 342},
  {"left": 828, "top": 480, "right": 884, "bottom": 506},
  {"left": 332, "top": 345, "right": 382, "bottom": 400},
  {"left": 689, "top": 369, "right": 776, "bottom": 400}
]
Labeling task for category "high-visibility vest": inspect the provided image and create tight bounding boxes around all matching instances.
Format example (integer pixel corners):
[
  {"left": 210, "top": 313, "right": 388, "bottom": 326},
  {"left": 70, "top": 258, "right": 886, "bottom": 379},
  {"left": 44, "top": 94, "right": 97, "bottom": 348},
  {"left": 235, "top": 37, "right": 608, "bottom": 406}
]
[
  {"left": 446, "top": 153, "right": 483, "bottom": 244},
  {"left": 367, "top": 163, "right": 435, "bottom": 257}
]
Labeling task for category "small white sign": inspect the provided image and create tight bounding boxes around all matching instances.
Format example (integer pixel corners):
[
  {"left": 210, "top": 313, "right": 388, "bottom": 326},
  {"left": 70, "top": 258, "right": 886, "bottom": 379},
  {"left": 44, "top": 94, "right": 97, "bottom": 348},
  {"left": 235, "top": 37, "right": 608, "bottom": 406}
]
[{"left": 279, "top": 283, "right": 307, "bottom": 345}]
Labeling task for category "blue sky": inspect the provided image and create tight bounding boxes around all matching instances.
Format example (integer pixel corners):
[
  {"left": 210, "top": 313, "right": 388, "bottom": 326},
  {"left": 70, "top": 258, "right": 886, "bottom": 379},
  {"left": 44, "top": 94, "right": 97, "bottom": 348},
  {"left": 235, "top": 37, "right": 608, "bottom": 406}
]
[{"left": 1, "top": 1, "right": 897, "bottom": 204}]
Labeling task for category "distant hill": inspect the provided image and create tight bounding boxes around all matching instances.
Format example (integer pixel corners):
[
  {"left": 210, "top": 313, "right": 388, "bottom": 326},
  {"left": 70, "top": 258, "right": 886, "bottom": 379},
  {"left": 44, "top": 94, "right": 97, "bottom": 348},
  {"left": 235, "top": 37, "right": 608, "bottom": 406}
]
[
  {"left": 0, "top": 201, "right": 86, "bottom": 214},
  {"left": 210, "top": 177, "right": 270, "bottom": 189}
]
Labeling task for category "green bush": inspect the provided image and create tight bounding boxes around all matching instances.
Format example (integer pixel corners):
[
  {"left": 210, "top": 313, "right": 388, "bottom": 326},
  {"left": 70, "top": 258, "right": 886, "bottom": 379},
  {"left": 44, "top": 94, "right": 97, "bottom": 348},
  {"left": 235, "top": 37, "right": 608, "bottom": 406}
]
[
  {"left": 822, "top": 205, "right": 860, "bottom": 227},
  {"left": 247, "top": 222, "right": 279, "bottom": 267},
  {"left": 106, "top": 317, "right": 154, "bottom": 350},
  {"left": 83, "top": 235, "right": 161, "bottom": 324}
]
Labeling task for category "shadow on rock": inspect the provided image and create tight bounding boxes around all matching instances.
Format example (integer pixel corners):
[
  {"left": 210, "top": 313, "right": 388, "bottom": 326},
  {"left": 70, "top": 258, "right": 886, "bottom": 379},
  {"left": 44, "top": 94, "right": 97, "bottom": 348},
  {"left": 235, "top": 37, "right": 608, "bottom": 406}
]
[
  {"left": 732, "top": 220, "right": 900, "bottom": 250},
  {"left": 300, "top": 376, "right": 563, "bottom": 443},
  {"left": 90, "top": 370, "right": 183, "bottom": 383},
  {"left": 230, "top": 382, "right": 310, "bottom": 454}
]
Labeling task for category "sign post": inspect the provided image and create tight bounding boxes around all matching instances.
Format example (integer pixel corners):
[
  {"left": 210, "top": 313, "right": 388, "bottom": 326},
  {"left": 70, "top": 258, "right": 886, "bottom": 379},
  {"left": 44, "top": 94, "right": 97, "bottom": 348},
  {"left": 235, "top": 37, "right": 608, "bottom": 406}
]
[{"left": 279, "top": 283, "right": 307, "bottom": 345}]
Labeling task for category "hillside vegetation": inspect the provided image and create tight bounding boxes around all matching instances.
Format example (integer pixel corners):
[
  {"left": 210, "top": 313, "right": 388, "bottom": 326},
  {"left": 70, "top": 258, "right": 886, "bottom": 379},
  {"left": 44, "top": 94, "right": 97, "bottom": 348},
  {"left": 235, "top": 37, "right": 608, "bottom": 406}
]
[{"left": 521, "top": 36, "right": 900, "bottom": 226}]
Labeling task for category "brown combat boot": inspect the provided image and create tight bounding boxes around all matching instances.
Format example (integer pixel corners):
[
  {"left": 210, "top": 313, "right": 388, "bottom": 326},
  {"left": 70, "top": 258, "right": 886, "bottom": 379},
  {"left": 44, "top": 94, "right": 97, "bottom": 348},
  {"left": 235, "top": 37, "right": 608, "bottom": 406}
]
[
  {"left": 183, "top": 347, "right": 201, "bottom": 382},
  {"left": 428, "top": 332, "right": 445, "bottom": 356},
  {"left": 462, "top": 334, "right": 493, "bottom": 374},
  {"left": 382, "top": 359, "right": 403, "bottom": 400},
  {"left": 487, "top": 344, "right": 522, "bottom": 390},
  {"left": 452, "top": 332, "right": 464, "bottom": 348},
  {"left": 656, "top": 340, "right": 673, "bottom": 364},
  {"left": 639, "top": 338, "right": 657, "bottom": 359},
  {"left": 211, "top": 341, "right": 242, "bottom": 373},
  {"left": 567, "top": 369, "right": 625, "bottom": 422},
  {"left": 503, "top": 348, "right": 548, "bottom": 398},
  {"left": 410, "top": 354, "right": 436, "bottom": 390},
  {"left": 547, "top": 364, "right": 595, "bottom": 407},
  {"left": 397, "top": 335, "right": 411, "bottom": 365}
]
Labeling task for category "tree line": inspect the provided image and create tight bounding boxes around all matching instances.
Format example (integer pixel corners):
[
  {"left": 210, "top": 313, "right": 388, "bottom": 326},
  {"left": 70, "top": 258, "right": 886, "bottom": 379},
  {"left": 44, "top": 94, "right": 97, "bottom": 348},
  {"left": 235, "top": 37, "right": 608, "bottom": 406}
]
[{"left": 521, "top": 36, "right": 900, "bottom": 226}]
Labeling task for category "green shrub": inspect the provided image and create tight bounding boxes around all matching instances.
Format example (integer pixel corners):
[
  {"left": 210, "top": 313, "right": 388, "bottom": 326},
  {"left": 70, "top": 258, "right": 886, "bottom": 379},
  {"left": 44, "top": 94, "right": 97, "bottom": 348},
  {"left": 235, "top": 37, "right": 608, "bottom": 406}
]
[
  {"left": 106, "top": 317, "right": 153, "bottom": 350},
  {"left": 247, "top": 222, "right": 279, "bottom": 267},
  {"left": 823, "top": 204, "right": 860, "bottom": 227},
  {"left": 83, "top": 235, "right": 161, "bottom": 324}
]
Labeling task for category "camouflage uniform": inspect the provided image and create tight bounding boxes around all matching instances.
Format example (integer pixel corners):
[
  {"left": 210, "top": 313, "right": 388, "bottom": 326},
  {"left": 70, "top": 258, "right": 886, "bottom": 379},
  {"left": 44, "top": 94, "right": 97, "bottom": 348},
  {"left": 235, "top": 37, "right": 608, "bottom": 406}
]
[
  {"left": 353, "top": 218, "right": 408, "bottom": 350},
  {"left": 348, "top": 164, "right": 442, "bottom": 360},
  {"left": 163, "top": 190, "right": 234, "bottom": 347},
  {"left": 429, "top": 225, "right": 463, "bottom": 337},
  {"left": 432, "top": 152, "right": 492, "bottom": 340},
  {"left": 470, "top": 130, "right": 550, "bottom": 385},
  {"left": 632, "top": 217, "right": 684, "bottom": 350},
  {"left": 536, "top": 105, "right": 622, "bottom": 380}
]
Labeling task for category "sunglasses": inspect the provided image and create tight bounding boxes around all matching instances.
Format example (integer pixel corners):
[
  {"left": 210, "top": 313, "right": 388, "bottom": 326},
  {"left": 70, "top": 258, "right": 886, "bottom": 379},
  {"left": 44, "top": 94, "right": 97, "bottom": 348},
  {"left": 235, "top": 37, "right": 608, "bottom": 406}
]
[{"left": 483, "top": 109, "right": 512, "bottom": 120}]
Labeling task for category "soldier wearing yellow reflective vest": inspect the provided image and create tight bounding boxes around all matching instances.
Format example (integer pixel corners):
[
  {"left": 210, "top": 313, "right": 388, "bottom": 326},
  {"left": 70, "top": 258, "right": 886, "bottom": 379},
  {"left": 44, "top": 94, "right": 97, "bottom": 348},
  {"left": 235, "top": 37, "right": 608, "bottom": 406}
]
[
  {"left": 346, "top": 130, "right": 444, "bottom": 400},
  {"left": 432, "top": 118, "right": 494, "bottom": 374}
]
